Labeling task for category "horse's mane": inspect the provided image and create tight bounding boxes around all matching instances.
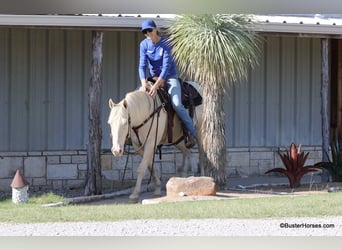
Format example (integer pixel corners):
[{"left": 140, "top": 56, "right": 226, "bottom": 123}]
[{"left": 124, "top": 90, "right": 154, "bottom": 125}]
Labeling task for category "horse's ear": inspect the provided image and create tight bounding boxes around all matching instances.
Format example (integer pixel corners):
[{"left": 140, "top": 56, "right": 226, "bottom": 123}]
[{"left": 109, "top": 98, "right": 115, "bottom": 109}]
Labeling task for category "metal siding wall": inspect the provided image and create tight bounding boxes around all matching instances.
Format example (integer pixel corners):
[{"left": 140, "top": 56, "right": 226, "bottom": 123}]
[
  {"left": 226, "top": 35, "right": 322, "bottom": 148},
  {"left": 280, "top": 37, "right": 296, "bottom": 144},
  {"left": 47, "top": 30, "right": 67, "bottom": 150},
  {"left": 0, "top": 29, "right": 323, "bottom": 151},
  {"left": 65, "top": 30, "right": 86, "bottom": 149},
  {"left": 231, "top": 77, "right": 250, "bottom": 147},
  {"left": 250, "top": 40, "right": 266, "bottom": 146},
  {"left": 101, "top": 31, "right": 141, "bottom": 150},
  {"left": 296, "top": 37, "right": 312, "bottom": 143},
  {"left": 0, "top": 29, "right": 10, "bottom": 150},
  {"left": 265, "top": 36, "right": 281, "bottom": 146},
  {"left": 83, "top": 31, "right": 92, "bottom": 149},
  {"left": 118, "top": 32, "right": 140, "bottom": 95},
  {"left": 103, "top": 32, "right": 120, "bottom": 102},
  {"left": 28, "top": 30, "right": 48, "bottom": 150},
  {"left": 10, "top": 29, "right": 29, "bottom": 150},
  {"left": 102, "top": 31, "right": 120, "bottom": 150}
]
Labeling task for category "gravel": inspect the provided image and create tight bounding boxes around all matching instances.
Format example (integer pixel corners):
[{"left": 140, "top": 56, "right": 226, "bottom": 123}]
[
  {"left": 0, "top": 217, "right": 341, "bottom": 236},
  {"left": 1, "top": 176, "right": 340, "bottom": 236}
]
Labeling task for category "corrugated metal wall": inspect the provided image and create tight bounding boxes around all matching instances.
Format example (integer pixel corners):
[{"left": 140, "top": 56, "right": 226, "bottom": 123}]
[
  {"left": 226, "top": 36, "right": 322, "bottom": 147},
  {"left": 0, "top": 28, "right": 141, "bottom": 151},
  {"left": 0, "top": 28, "right": 323, "bottom": 151}
]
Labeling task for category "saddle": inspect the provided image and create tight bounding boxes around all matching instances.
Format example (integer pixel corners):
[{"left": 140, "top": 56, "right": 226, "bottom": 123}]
[{"left": 147, "top": 77, "right": 202, "bottom": 143}]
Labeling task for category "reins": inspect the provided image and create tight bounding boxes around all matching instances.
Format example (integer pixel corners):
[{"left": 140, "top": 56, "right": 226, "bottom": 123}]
[
  {"left": 120, "top": 90, "right": 188, "bottom": 185},
  {"left": 130, "top": 98, "right": 164, "bottom": 148},
  {"left": 121, "top": 95, "right": 164, "bottom": 185}
]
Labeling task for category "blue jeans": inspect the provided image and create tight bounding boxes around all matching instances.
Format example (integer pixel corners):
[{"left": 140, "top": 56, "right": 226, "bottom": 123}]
[{"left": 167, "top": 77, "right": 196, "bottom": 136}]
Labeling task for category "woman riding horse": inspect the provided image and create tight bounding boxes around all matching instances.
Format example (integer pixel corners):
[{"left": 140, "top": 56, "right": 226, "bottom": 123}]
[{"left": 138, "top": 19, "right": 196, "bottom": 148}]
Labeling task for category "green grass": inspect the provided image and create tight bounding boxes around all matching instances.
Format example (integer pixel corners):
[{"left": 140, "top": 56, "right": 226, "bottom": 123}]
[{"left": 1, "top": 192, "right": 342, "bottom": 223}]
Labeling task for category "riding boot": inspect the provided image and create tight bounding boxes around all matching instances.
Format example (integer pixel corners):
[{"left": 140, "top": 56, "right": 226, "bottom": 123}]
[{"left": 185, "top": 133, "right": 197, "bottom": 148}]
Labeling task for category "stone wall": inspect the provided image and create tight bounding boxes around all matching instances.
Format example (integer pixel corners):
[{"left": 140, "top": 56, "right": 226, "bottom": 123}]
[
  {"left": 0, "top": 151, "right": 88, "bottom": 193},
  {"left": 0, "top": 146, "right": 323, "bottom": 192}
]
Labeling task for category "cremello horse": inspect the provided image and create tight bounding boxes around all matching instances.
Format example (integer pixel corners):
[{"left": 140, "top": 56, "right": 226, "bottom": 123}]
[{"left": 108, "top": 81, "right": 203, "bottom": 202}]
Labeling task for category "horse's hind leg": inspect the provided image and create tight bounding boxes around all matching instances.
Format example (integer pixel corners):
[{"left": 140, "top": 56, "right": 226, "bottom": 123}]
[
  {"left": 148, "top": 164, "right": 161, "bottom": 196},
  {"left": 175, "top": 144, "right": 192, "bottom": 177}
]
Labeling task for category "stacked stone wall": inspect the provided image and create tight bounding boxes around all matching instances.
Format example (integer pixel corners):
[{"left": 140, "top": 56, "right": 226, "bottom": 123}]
[{"left": 0, "top": 146, "right": 323, "bottom": 192}]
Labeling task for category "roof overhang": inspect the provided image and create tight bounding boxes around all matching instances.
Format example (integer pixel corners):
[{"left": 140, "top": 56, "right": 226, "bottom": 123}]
[
  {"left": 253, "top": 15, "right": 342, "bottom": 38},
  {"left": 0, "top": 14, "right": 175, "bottom": 31},
  {"left": 2, "top": 14, "right": 342, "bottom": 38}
]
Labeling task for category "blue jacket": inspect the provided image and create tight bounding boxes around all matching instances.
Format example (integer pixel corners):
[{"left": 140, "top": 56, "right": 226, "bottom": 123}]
[{"left": 139, "top": 36, "right": 177, "bottom": 80}]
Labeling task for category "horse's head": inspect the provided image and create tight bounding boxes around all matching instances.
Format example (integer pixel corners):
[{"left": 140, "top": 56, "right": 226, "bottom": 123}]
[{"left": 108, "top": 98, "right": 129, "bottom": 157}]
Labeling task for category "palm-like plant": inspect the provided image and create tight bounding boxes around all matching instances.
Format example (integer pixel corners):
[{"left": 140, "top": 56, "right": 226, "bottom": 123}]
[
  {"left": 315, "top": 137, "right": 342, "bottom": 182},
  {"left": 168, "top": 15, "right": 261, "bottom": 187},
  {"left": 265, "top": 143, "right": 321, "bottom": 188}
]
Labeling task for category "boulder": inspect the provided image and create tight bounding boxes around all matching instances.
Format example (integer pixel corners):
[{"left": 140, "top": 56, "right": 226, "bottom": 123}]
[{"left": 166, "top": 176, "right": 217, "bottom": 197}]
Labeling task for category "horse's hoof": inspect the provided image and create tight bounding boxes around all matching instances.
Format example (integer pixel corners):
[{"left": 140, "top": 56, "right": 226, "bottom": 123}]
[
  {"left": 128, "top": 197, "right": 139, "bottom": 204},
  {"left": 154, "top": 188, "right": 161, "bottom": 197}
]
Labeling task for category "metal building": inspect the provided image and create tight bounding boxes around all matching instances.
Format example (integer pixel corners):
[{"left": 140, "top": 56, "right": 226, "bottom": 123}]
[{"left": 0, "top": 14, "right": 341, "bottom": 191}]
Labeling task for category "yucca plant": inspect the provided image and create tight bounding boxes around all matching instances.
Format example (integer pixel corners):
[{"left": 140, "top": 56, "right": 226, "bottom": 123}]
[
  {"left": 168, "top": 14, "right": 261, "bottom": 187},
  {"left": 265, "top": 143, "right": 321, "bottom": 188},
  {"left": 314, "top": 137, "right": 342, "bottom": 182}
]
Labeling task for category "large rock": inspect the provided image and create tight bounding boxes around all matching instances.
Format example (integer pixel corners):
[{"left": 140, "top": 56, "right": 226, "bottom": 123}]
[{"left": 166, "top": 176, "right": 217, "bottom": 197}]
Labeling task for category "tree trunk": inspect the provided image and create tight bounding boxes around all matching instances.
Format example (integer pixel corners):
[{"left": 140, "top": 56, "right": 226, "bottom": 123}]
[
  {"left": 85, "top": 31, "right": 103, "bottom": 195},
  {"left": 321, "top": 38, "right": 330, "bottom": 182},
  {"left": 201, "top": 82, "right": 227, "bottom": 188}
]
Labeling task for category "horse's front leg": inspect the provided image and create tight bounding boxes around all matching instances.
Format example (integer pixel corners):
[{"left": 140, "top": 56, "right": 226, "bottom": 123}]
[{"left": 129, "top": 147, "right": 155, "bottom": 203}]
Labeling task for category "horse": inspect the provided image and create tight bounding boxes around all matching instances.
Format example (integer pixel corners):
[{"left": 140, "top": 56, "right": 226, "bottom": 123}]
[{"left": 107, "top": 81, "right": 203, "bottom": 203}]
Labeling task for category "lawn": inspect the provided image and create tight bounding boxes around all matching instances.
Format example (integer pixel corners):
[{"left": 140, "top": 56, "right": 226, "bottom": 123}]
[{"left": 0, "top": 192, "right": 342, "bottom": 223}]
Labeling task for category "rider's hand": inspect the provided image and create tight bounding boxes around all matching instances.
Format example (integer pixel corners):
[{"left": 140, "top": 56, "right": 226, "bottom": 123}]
[
  {"left": 148, "top": 84, "right": 158, "bottom": 97},
  {"left": 140, "top": 79, "right": 150, "bottom": 92}
]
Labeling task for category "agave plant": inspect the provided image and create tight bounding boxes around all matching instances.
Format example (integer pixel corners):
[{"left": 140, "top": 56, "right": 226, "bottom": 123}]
[
  {"left": 265, "top": 143, "right": 320, "bottom": 188},
  {"left": 315, "top": 137, "right": 342, "bottom": 182}
]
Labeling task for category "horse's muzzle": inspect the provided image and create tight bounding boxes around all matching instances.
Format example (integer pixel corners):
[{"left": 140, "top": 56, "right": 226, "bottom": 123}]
[{"left": 111, "top": 146, "right": 124, "bottom": 157}]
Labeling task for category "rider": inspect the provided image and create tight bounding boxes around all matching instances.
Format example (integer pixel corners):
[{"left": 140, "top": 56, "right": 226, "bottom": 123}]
[{"left": 138, "top": 19, "right": 197, "bottom": 148}]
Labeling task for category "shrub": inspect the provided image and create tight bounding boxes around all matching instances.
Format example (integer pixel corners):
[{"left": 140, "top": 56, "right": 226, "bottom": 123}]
[
  {"left": 265, "top": 143, "right": 320, "bottom": 188},
  {"left": 315, "top": 137, "right": 342, "bottom": 182}
]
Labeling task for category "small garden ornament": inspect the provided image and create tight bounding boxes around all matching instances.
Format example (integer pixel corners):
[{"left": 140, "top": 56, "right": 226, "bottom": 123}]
[{"left": 10, "top": 169, "right": 29, "bottom": 204}]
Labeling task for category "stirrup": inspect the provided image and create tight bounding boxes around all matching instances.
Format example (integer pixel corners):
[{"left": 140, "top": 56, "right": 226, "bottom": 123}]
[{"left": 185, "top": 134, "right": 196, "bottom": 148}]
